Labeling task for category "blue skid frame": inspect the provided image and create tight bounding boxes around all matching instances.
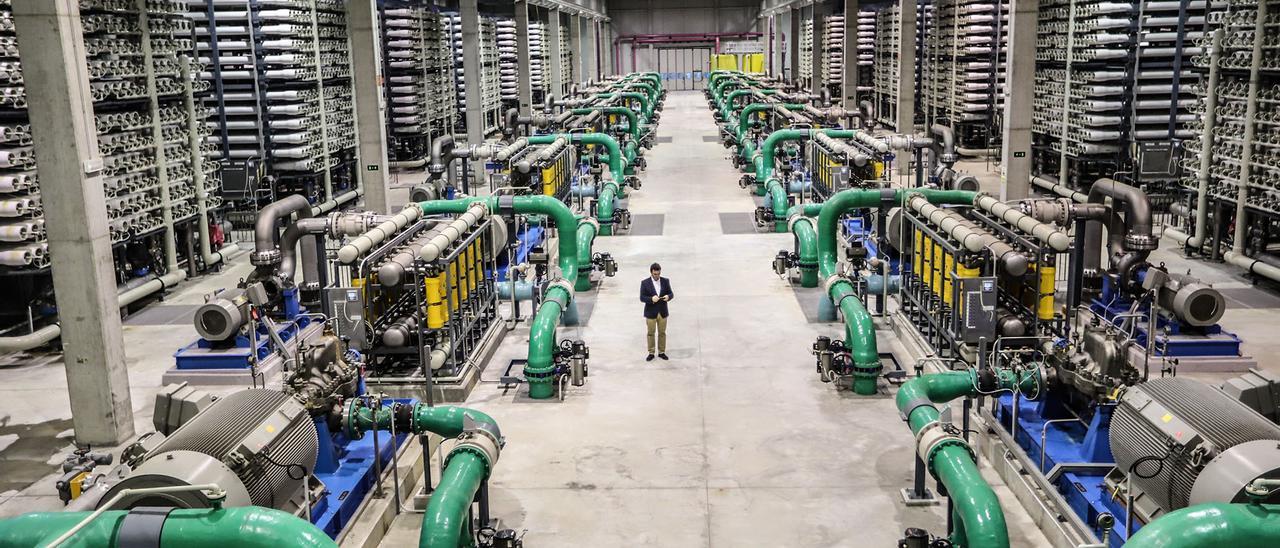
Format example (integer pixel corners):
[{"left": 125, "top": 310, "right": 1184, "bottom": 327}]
[
  {"left": 310, "top": 397, "right": 416, "bottom": 538},
  {"left": 995, "top": 395, "right": 1133, "bottom": 546}
]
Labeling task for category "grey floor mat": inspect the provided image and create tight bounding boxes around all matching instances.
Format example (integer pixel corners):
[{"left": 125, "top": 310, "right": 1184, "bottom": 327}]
[
  {"left": 124, "top": 304, "right": 200, "bottom": 326},
  {"left": 701, "top": 135, "right": 721, "bottom": 142},
  {"left": 629, "top": 214, "right": 665, "bottom": 236},
  {"left": 719, "top": 212, "right": 759, "bottom": 235},
  {"left": 1220, "top": 287, "right": 1280, "bottom": 309},
  {"left": 657, "top": 136, "right": 674, "bottom": 144}
]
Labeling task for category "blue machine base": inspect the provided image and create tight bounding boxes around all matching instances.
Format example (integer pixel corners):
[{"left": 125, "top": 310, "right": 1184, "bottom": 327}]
[
  {"left": 493, "top": 226, "right": 546, "bottom": 282},
  {"left": 1090, "top": 275, "right": 1243, "bottom": 358},
  {"left": 173, "top": 316, "right": 313, "bottom": 370},
  {"left": 310, "top": 398, "right": 416, "bottom": 538},
  {"left": 994, "top": 396, "right": 1133, "bottom": 547}
]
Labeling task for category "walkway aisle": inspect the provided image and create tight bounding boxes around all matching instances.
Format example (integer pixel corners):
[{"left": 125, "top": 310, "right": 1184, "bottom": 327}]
[{"left": 387, "top": 92, "right": 1048, "bottom": 547}]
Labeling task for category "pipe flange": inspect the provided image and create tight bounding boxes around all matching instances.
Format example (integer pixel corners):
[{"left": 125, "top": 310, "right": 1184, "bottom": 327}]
[
  {"left": 580, "top": 217, "right": 600, "bottom": 233},
  {"left": 1124, "top": 233, "right": 1158, "bottom": 251},
  {"left": 822, "top": 274, "right": 850, "bottom": 296},
  {"left": 250, "top": 249, "right": 281, "bottom": 266},
  {"left": 787, "top": 212, "right": 813, "bottom": 233},
  {"left": 445, "top": 428, "right": 503, "bottom": 477},
  {"left": 914, "top": 420, "right": 974, "bottom": 473},
  {"left": 546, "top": 279, "right": 576, "bottom": 307}
]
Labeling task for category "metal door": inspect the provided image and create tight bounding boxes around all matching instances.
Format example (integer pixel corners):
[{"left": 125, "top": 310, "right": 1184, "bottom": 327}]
[{"left": 656, "top": 47, "right": 710, "bottom": 91}]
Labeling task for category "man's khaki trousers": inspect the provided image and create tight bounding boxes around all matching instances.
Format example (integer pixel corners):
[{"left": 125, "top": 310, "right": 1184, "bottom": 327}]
[{"left": 646, "top": 315, "right": 667, "bottom": 354}]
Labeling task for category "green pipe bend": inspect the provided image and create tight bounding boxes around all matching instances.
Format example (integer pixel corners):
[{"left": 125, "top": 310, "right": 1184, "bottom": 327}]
[
  {"left": 737, "top": 103, "right": 803, "bottom": 141},
  {"left": 421, "top": 450, "right": 489, "bottom": 548},
  {"left": 894, "top": 369, "right": 1038, "bottom": 548},
  {"left": 0, "top": 506, "right": 335, "bottom": 548},
  {"left": 764, "top": 178, "right": 789, "bottom": 232},
  {"left": 1125, "top": 502, "right": 1280, "bottom": 548},
  {"left": 790, "top": 215, "right": 819, "bottom": 288},
  {"left": 575, "top": 219, "right": 599, "bottom": 291}
]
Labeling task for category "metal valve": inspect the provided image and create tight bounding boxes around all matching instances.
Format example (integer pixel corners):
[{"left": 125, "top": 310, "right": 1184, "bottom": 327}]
[
  {"left": 593, "top": 252, "right": 618, "bottom": 278},
  {"left": 615, "top": 208, "right": 633, "bottom": 232},
  {"left": 773, "top": 250, "right": 796, "bottom": 276},
  {"left": 625, "top": 175, "right": 642, "bottom": 190},
  {"left": 754, "top": 206, "right": 775, "bottom": 227},
  {"left": 738, "top": 174, "right": 755, "bottom": 189}
]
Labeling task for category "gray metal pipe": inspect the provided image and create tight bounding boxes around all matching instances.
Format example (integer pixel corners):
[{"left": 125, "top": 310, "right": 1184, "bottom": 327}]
[
  {"left": 251, "top": 194, "right": 312, "bottom": 266},
  {"left": 376, "top": 224, "right": 445, "bottom": 288},
  {"left": 1031, "top": 175, "right": 1088, "bottom": 203},
  {"left": 337, "top": 205, "right": 422, "bottom": 264},
  {"left": 417, "top": 202, "right": 488, "bottom": 261},
  {"left": 908, "top": 194, "right": 1029, "bottom": 276},
  {"left": 930, "top": 124, "right": 957, "bottom": 166},
  {"left": 973, "top": 193, "right": 1072, "bottom": 252}
]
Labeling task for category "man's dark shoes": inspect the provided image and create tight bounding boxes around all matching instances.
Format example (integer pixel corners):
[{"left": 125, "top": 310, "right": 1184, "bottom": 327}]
[
  {"left": 646, "top": 354, "right": 655, "bottom": 361},
  {"left": 659, "top": 353, "right": 669, "bottom": 360}
]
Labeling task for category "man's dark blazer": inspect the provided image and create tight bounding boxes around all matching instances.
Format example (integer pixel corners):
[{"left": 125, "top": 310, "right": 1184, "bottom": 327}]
[{"left": 639, "top": 276, "right": 674, "bottom": 319}]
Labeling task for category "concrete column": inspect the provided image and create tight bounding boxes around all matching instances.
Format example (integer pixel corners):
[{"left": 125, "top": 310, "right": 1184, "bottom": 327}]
[
  {"left": 548, "top": 9, "right": 564, "bottom": 99},
  {"left": 602, "top": 22, "right": 612, "bottom": 76},
  {"left": 347, "top": 0, "right": 390, "bottom": 212},
  {"left": 842, "top": 0, "right": 859, "bottom": 110},
  {"left": 1000, "top": 0, "right": 1037, "bottom": 201},
  {"left": 568, "top": 13, "right": 582, "bottom": 85},
  {"left": 810, "top": 3, "right": 826, "bottom": 97},
  {"left": 514, "top": 0, "right": 533, "bottom": 115},
  {"left": 585, "top": 18, "right": 598, "bottom": 82},
  {"left": 765, "top": 15, "right": 774, "bottom": 75},
  {"left": 460, "top": 0, "right": 485, "bottom": 175},
  {"left": 895, "top": 0, "right": 917, "bottom": 175},
  {"left": 788, "top": 8, "right": 800, "bottom": 83},
  {"left": 13, "top": 0, "right": 134, "bottom": 445}
]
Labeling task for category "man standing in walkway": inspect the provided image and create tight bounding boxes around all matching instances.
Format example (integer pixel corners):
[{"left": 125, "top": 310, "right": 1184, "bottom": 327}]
[{"left": 640, "top": 262, "right": 673, "bottom": 361}]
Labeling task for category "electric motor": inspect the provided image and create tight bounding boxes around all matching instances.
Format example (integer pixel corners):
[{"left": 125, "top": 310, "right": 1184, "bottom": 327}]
[
  {"left": 1110, "top": 378, "right": 1280, "bottom": 514},
  {"left": 101, "top": 389, "right": 319, "bottom": 512}
]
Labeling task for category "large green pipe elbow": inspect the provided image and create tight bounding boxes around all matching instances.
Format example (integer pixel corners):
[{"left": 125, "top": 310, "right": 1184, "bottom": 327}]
[
  {"left": 737, "top": 103, "right": 802, "bottom": 142},
  {"left": 421, "top": 450, "right": 488, "bottom": 548},
  {"left": 764, "top": 178, "right": 789, "bottom": 233},
  {"left": 529, "top": 133, "right": 624, "bottom": 184},
  {"left": 895, "top": 369, "right": 1038, "bottom": 548},
  {"left": 527, "top": 285, "right": 570, "bottom": 399},
  {"left": 790, "top": 214, "right": 820, "bottom": 288},
  {"left": 0, "top": 506, "right": 336, "bottom": 548},
  {"left": 571, "top": 107, "right": 640, "bottom": 144},
  {"left": 814, "top": 189, "right": 977, "bottom": 395},
  {"left": 575, "top": 219, "right": 599, "bottom": 291},
  {"left": 417, "top": 196, "right": 582, "bottom": 399},
  {"left": 596, "top": 182, "right": 619, "bottom": 236},
  {"left": 1125, "top": 502, "right": 1280, "bottom": 548},
  {"left": 598, "top": 92, "right": 650, "bottom": 122}
]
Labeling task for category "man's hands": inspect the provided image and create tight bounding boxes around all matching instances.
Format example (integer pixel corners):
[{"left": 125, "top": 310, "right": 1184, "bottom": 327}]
[
  {"left": 652, "top": 295, "right": 660, "bottom": 303},
  {"left": 661, "top": 295, "right": 670, "bottom": 301}
]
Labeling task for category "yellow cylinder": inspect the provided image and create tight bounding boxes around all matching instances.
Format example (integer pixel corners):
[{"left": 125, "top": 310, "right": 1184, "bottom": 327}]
[
  {"left": 1039, "top": 265, "right": 1056, "bottom": 320},
  {"left": 912, "top": 229, "right": 922, "bottom": 276},
  {"left": 931, "top": 240, "right": 943, "bottom": 295},
  {"left": 943, "top": 252, "right": 955, "bottom": 306},
  {"left": 448, "top": 260, "right": 460, "bottom": 310},
  {"left": 467, "top": 240, "right": 478, "bottom": 292},
  {"left": 425, "top": 273, "right": 447, "bottom": 328},
  {"left": 956, "top": 262, "right": 980, "bottom": 315}
]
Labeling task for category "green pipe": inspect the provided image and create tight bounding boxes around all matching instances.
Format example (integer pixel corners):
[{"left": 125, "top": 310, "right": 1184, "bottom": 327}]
[
  {"left": 418, "top": 196, "right": 581, "bottom": 398},
  {"left": 1125, "top": 502, "right": 1280, "bottom": 548},
  {"left": 575, "top": 219, "right": 598, "bottom": 291},
  {"left": 596, "top": 92, "right": 650, "bottom": 122},
  {"left": 895, "top": 369, "right": 1037, "bottom": 548},
  {"left": 421, "top": 449, "right": 489, "bottom": 548},
  {"left": 763, "top": 178, "right": 789, "bottom": 232},
  {"left": 345, "top": 402, "right": 497, "bottom": 440},
  {"left": 720, "top": 89, "right": 776, "bottom": 122},
  {"left": 736, "top": 102, "right": 802, "bottom": 142},
  {"left": 570, "top": 107, "right": 639, "bottom": 144},
  {"left": 815, "top": 189, "right": 977, "bottom": 394},
  {"left": 756, "top": 129, "right": 861, "bottom": 183},
  {"left": 528, "top": 133, "right": 624, "bottom": 234},
  {"left": 0, "top": 506, "right": 335, "bottom": 548},
  {"left": 783, "top": 204, "right": 824, "bottom": 288}
]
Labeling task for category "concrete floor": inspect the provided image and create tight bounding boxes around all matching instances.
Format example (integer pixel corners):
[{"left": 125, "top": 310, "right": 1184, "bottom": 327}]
[{"left": 2, "top": 91, "right": 1279, "bottom": 547}]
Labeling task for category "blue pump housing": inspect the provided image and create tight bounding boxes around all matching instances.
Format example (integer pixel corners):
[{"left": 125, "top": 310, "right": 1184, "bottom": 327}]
[
  {"left": 1089, "top": 275, "right": 1243, "bottom": 358},
  {"left": 309, "top": 397, "right": 415, "bottom": 538}
]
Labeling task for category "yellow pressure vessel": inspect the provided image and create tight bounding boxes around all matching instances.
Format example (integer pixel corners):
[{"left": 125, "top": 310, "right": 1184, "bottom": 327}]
[
  {"left": 425, "top": 273, "right": 447, "bottom": 328},
  {"left": 1039, "top": 264, "right": 1056, "bottom": 320}
]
